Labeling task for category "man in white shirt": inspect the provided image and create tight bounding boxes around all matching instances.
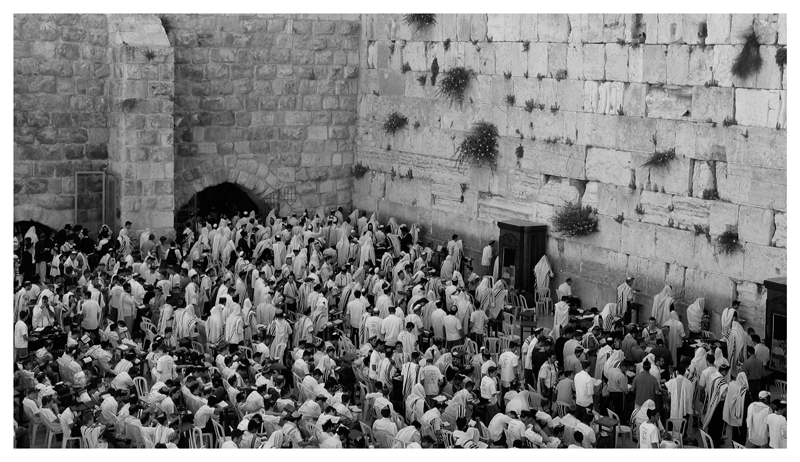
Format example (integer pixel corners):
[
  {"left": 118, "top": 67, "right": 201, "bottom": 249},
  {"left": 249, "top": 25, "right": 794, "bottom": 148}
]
[
  {"left": 14, "top": 311, "right": 29, "bottom": 360},
  {"left": 766, "top": 400, "right": 786, "bottom": 449},
  {"left": 557, "top": 278, "right": 581, "bottom": 307},
  {"left": 481, "top": 241, "right": 495, "bottom": 276},
  {"left": 420, "top": 363, "right": 443, "bottom": 398},
  {"left": 487, "top": 409, "right": 513, "bottom": 444},
  {"left": 346, "top": 289, "right": 366, "bottom": 344},
  {"left": 372, "top": 407, "right": 398, "bottom": 437},
  {"left": 747, "top": 391, "right": 773, "bottom": 447},
  {"left": 638, "top": 408, "right": 660, "bottom": 448},
  {"left": 481, "top": 366, "right": 500, "bottom": 421},
  {"left": 574, "top": 360, "right": 601, "bottom": 409},
  {"left": 497, "top": 341, "right": 519, "bottom": 393},
  {"left": 442, "top": 308, "right": 463, "bottom": 350}
]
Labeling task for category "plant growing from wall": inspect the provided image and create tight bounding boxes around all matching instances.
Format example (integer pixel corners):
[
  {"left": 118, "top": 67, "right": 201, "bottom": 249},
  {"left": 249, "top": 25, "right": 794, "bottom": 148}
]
[
  {"left": 389, "top": 41, "right": 396, "bottom": 54},
  {"left": 406, "top": 168, "right": 413, "bottom": 179},
  {"left": 515, "top": 144, "right": 524, "bottom": 167},
  {"left": 522, "top": 40, "right": 530, "bottom": 52},
  {"left": 501, "top": 71, "right": 511, "bottom": 80},
  {"left": 122, "top": 98, "right": 137, "bottom": 112},
  {"left": 544, "top": 136, "right": 562, "bottom": 144},
  {"left": 701, "top": 189, "right": 719, "bottom": 200},
  {"left": 536, "top": 73, "right": 545, "bottom": 81},
  {"left": 403, "top": 14, "right": 437, "bottom": 30},
  {"left": 642, "top": 148, "right": 676, "bottom": 168},
  {"left": 437, "top": 66, "right": 476, "bottom": 103},
  {"left": 717, "top": 227, "right": 743, "bottom": 255},
  {"left": 634, "top": 204, "right": 645, "bottom": 215},
  {"left": 616, "top": 107, "right": 625, "bottom": 116},
  {"left": 550, "top": 103, "right": 560, "bottom": 114},
  {"left": 552, "top": 202, "right": 599, "bottom": 237},
  {"left": 417, "top": 75, "right": 428, "bottom": 86},
  {"left": 565, "top": 138, "right": 574, "bottom": 146},
  {"left": 443, "top": 38, "right": 451, "bottom": 51},
  {"left": 554, "top": 69, "right": 567, "bottom": 81},
  {"left": 505, "top": 94, "right": 516, "bottom": 105},
  {"left": 144, "top": 49, "right": 156, "bottom": 61},
  {"left": 352, "top": 161, "right": 370, "bottom": 179},
  {"left": 309, "top": 68, "right": 316, "bottom": 80},
  {"left": 697, "top": 21, "right": 708, "bottom": 46},
  {"left": 616, "top": 38, "right": 626, "bottom": 45},
  {"left": 704, "top": 78, "right": 718, "bottom": 87},
  {"left": 523, "top": 71, "right": 529, "bottom": 79},
  {"left": 694, "top": 224, "right": 711, "bottom": 243},
  {"left": 390, "top": 166, "right": 397, "bottom": 180},
  {"left": 413, "top": 121, "right": 420, "bottom": 129},
  {"left": 159, "top": 15, "right": 173, "bottom": 35},
  {"left": 524, "top": 99, "right": 536, "bottom": 113},
  {"left": 723, "top": 116, "right": 738, "bottom": 127},
  {"left": 471, "top": 39, "right": 479, "bottom": 46},
  {"left": 732, "top": 25, "right": 763, "bottom": 79},
  {"left": 386, "top": 143, "right": 392, "bottom": 151},
  {"left": 430, "top": 58, "right": 440, "bottom": 86},
  {"left": 454, "top": 121, "right": 499, "bottom": 171},
  {"left": 459, "top": 183, "right": 468, "bottom": 202},
  {"left": 614, "top": 214, "right": 625, "bottom": 224},
  {"left": 401, "top": 62, "right": 412, "bottom": 73},
  {"left": 776, "top": 47, "right": 787, "bottom": 69},
  {"left": 486, "top": 35, "right": 493, "bottom": 42},
  {"left": 383, "top": 112, "right": 409, "bottom": 135}
]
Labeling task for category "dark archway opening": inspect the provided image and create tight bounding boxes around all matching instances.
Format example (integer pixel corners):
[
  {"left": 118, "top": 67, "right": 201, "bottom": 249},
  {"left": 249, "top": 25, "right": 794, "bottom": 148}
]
[
  {"left": 175, "top": 182, "right": 268, "bottom": 229},
  {"left": 13, "top": 221, "right": 54, "bottom": 240}
]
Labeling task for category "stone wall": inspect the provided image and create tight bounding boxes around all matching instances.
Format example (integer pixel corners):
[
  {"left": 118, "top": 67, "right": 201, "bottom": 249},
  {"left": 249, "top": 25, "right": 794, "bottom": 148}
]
[
  {"left": 14, "top": 14, "right": 110, "bottom": 231},
  {"left": 106, "top": 15, "right": 176, "bottom": 237},
  {"left": 169, "top": 14, "right": 360, "bottom": 217},
  {"left": 353, "top": 14, "right": 787, "bottom": 336}
]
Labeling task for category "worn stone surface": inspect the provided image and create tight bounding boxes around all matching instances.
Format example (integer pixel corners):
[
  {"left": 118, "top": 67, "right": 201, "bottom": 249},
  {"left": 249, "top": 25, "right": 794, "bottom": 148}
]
[
  {"left": 737, "top": 205, "right": 775, "bottom": 246},
  {"left": 772, "top": 211, "right": 786, "bottom": 248},
  {"left": 585, "top": 147, "right": 632, "bottom": 187}
]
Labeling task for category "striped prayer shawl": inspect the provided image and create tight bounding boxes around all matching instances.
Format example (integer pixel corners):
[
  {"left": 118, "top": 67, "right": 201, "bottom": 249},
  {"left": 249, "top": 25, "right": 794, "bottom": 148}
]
[{"left": 702, "top": 375, "right": 728, "bottom": 430}]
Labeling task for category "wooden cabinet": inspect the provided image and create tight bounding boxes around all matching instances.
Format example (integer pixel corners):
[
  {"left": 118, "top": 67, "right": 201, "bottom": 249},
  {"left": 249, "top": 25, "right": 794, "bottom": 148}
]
[
  {"left": 764, "top": 277, "right": 786, "bottom": 378},
  {"left": 497, "top": 219, "right": 547, "bottom": 303}
]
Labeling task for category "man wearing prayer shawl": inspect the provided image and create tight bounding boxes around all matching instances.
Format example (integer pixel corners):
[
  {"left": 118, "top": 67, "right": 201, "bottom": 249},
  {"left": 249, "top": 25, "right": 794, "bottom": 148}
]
[
  {"left": 666, "top": 363, "right": 694, "bottom": 421},
  {"left": 727, "top": 313, "right": 748, "bottom": 377},
  {"left": 533, "top": 255, "right": 553, "bottom": 296},
  {"left": 551, "top": 297, "right": 570, "bottom": 339},
  {"left": 375, "top": 283, "right": 393, "bottom": 318},
  {"left": 686, "top": 298, "right": 705, "bottom": 334},
  {"left": 616, "top": 277, "right": 635, "bottom": 324},
  {"left": 723, "top": 372, "right": 751, "bottom": 445},
  {"left": 439, "top": 254, "right": 455, "bottom": 281},
  {"left": 721, "top": 301, "right": 739, "bottom": 341},
  {"left": 287, "top": 308, "right": 311, "bottom": 349},
  {"left": 746, "top": 391, "right": 773, "bottom": 447},
  {"left": 662, "top": 311, "right": 686, "bottom": 366},
  {"left": 650, "top": 285, "right": 674, "bottom": 327},
  {"left": 702, "top": 361, "right": 729, "bottom": 446}
]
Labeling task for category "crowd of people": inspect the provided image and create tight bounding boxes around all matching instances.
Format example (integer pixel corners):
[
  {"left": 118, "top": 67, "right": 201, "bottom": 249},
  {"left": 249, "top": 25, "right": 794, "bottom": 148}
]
[{"left": 12, "top": 206, "right": 786, "bottom": 449}]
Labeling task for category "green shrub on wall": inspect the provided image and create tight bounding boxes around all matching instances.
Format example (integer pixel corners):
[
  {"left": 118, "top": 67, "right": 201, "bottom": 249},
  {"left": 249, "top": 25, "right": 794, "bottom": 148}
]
[
  {"left": 454, "top": 121, "right": 499, "bottom": 171},
  {"left": 552, "top": 202, "right": 599, "bottom": 237},
  {"left": 437, "top": 67, "right": 476, "bottom": 103}
]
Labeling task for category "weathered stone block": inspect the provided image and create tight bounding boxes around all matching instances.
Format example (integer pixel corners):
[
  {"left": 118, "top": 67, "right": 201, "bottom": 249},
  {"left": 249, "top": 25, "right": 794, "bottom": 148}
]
[
  {"left": 706, "top": 14, "right": 731, "bottom": 44},
  {"left": 537, "top": 177, "right": 582, "bottom": 207},
  {"left": 604, "top": 43, "right": 628, "bottom": 82},
  {"left": 642, "top": 45, "right": 667, "bottom": 84},
  {"left": 687, "top": 46, "right": 714, "bottom": 85},
  {"left": 623, "top": 82, "right": 647, "bottom": 117},
  {"left": 743, "top": 243, "right": 786, "bottom": 283},
  {"left": 708, "top": 200, "right": 739, "bottom": 236},
  {"left": 582, "top": 44, "right": 605, "bottom": 80},
  {"left": 585, "top": 147, "right": 632, "bottom": 187},
  {"left": 771, "top": 211, "right": 786, "bottom": 248},
  {"left": 638, "top": 190, "right": 672, "bottom": 226},
  {"left": 737, "top": 205, "right": 774, "bottom": 246},
  {"left": 645, "top": 85, "right": 692, "bottom": 119},
  {"left": 671, "top": 195, "right": 710, "bottom": 230},
  {"left": 538, "top": 14, "right": 570, "bottom": 42},
  {"left": 620, "top": 219, "right": 656, "bottom": 259},
  {"left": 646, "top": 157, "right": 692, "bottom": 196},
  {"left": 524, "top": 142, "right": 587, "bottom": 180},
  {"left": 734, "top": 88, "right": 781, "bottom": 128},
  {"left": 566, "top": 43, "right": 584, "bottom": 81},
  {"left": 654, "top": 226, "right": 696, "bottom": 267},
  {"left": 691, "top": 86, "right": 734, "bottom": 123}
]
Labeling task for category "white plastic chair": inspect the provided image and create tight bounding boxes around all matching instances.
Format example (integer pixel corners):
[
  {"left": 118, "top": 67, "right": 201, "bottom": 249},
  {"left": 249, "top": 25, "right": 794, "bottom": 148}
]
[
  {"left": 42, "top": 417, "right": 63, "bottom": 448},
  {"left": 535, "top": 288, "right": 553, "bottom": 315},
  {"left": 134, "top": 376, "right": 149, "bottom": 399},
  {"left": 59, "top": 416, "right": 82, "bottom": 448},
  {"left": 775, "top": 380, "right": 787, "bottom": 399},
  {"left": 608, "top": 409, "right": 632, "bottom": 448},
  {"left": 699, "top": 429, "right": 714, "bottom": 448}
]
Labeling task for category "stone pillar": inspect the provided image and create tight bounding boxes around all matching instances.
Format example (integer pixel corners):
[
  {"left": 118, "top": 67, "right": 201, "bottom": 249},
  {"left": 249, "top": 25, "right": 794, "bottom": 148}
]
[{"left": 107, "top": 15, "right": 174, "bottom": 237}]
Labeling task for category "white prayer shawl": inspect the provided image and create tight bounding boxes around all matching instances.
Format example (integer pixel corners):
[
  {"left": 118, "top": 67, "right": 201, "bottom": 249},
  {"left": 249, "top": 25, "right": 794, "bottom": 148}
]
[
  {"left": 405, "top": 383, "right": 426, "bottom": 423},
  {"left": 376, "top": 293, "right": 393, "bottom": 319},
  {"left": 386, "top": 233, "right": 402, "bottom": 258},
  {"left": 173, "top": 308, "right": 197, "bottom": 339},
  {"left": 702, "top": 372, "right": 728, "bottom": 430},
  {"left": 358, "top": 233, "right": 375, "bottom": 267},
  {"left": 272, "top": 241, "right": 287, "bottom": 270},
  {"left": 600, "top": 303, "right": 616, "bottom": 331},
  {"left": 686, "top": 298, "right": 705, "bottom": 333},
  {"left": 666, "top": 374, "right": 695, "bottom": 419},
  {"left": 488, "top": 280, "right": 507, "bottom": 320},
  {"left": 552, "top": 301, "right": 570, "bottom": 339},
  {"left": 687, "top": 347, "right": 708, "bottom": 382},
  {"left": 158, "top": 304, "right": 174, "bottom": 336},
  {"left": 602, "top": 350, "right": 625, "bottom": 379},
  {"left": 727, "top": 321, "right": 747, "bottom": 377},
  {"left": 533, "top": 255, "right": 553, "bottom": 292},
  {"left": 651, "top": 285, "right": 674, "bottom": 327},
  {"left": 663, "top": 311, "right": 685, "bottom": 366},
  {"left": 723, "top": 372, "right": 749, "bottom": 427},
  {"left": 616, "top": 282, "right": 633, "bottom": 317},
  {"left": 594, "top": 345, "right": 612, "bottom": 380},
  {"left": 224, "top": 306, "right": 244, "bottom": 345},
  {"left": 452, "top": 240, "right": 463, "bottom": 274},
  {"left": 440, "top": 256, "right": 454, "bottom": 281},
  {"left": 475, "top": 277, "right": 492, "bottom": 310},
  {"left": 207, "top": 304, "right": 225, "bottom": 344}
]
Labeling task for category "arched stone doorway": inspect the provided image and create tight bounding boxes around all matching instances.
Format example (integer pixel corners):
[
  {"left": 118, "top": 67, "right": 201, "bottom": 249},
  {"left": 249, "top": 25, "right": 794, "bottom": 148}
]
[
  {"left": 174, "top": 182, "right": 269, "bottom": 228},
  {"left": 13, "top": 221, "right": 55, "bottom": 241}
]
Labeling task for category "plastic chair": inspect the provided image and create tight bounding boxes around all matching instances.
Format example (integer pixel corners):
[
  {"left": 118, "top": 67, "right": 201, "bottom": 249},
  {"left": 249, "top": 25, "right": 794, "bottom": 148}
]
[
  {"left": 484, "top": 337, "right": 501, "bottom": 356},
  {"left": 555, "top": 401, "right": 570, "bottom": 418},
  {"left": 42, "top": 417, "right": 63, "bottom": 448},
  {"left": 134, "top": 376, "right": 149, "bottom": 399},
  {"left": 239, "top": 346, "right": 253, "bottom": 360},
  {"left": 463, "top": 338, "right": 479, "bottom": 355},
  {"left": 212, "top": 419, "right": 225, "bottom": 448},
  {"left": 775, "top": 379, "right": 787, "bottom": 399},
  {"left": 191, "top": 341, "right": 205, "bottom": 354},
  {"left": 503, "top": 428, "right": 517, "bottom": 448},
  {"left": 502, "top": 323, "right": 515, "bottom": 338},
  {"left": 699, "top": 429, "right": 714, "bottom": 448},
  {"left": 274, "top": 343, "right": 287, "bottom": 365},
  {"left": 387, "top": 435, "right": 408, "bottom": 448},
  {"left": 358, "top": 421, "right": 374, "bottom": 445},
  {"left": 701, "top": 331, "right": 716, "bottom": 340},
  {"left": 733, "top": 441, "right": 746, "bottom": 449},
  {"left": 188, "top": 427, "right": 205, "bottom": 448},
  {"left": 441, "top": 429, "right": 456, "bottom": 448},
  {"left": 23, "top": 405, "right": 42, "bottom": 447},
  {"left": 59, "top": 416, "right": 82, "bottom": 448},
  {"left": 373, "top": 429, "right": 392, "bottom": 448},
  {"left": 535, "top": 288, "right": 553, "bottom": 315},
  {"left": 666, "top": 417, "right": 687, "bottom": 446},
  {"left": 607, "top": 409, "right": 632, "bottom": 448},
  {"left": 502, "top": 312, "right": 514, "bottom": 326}
]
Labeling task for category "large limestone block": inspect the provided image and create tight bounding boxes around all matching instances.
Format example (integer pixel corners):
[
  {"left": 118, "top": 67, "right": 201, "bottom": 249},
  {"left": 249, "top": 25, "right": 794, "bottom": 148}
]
[
  {"left": 477, "top": 195, "right": 535, "bottom": 223},
  {"left": 628, "top": 45, "right": 644, "bottom": 82},
  {"left": 527, "top": 42, "right": 548, "bottom": 78},
  {"left": 567, "top": 43, "right": 584, "bottom": 80},
  {"left": 737, "top": 205, "right": 774, "bottom": 246},
  {"left": 583, "top": 80, "right": 601, "bottom": 113},
  {"left": 386, "top": 176, "right": 431, "bottom": 208},
  {"left": 537, "top": 177, "right": 583, "bottom": 207},
  {"left": 777, "top": 14, "right": 786, "bottom": 45},
  {"left": 578, "top": 245, "right": 630, "bottom": 288},
  {"left": 537, "top": 14, "right": 570, "bottom": 42},
  {"left": 519, "top": 15, "right": 538, "bottom": 42},
  {"left": 654, "top": 225, "right": 696, "bottom": 267},
  {"left": 743, "top": 243, "right": 787, "bottom": 283},
  {"left": 642, "top": 15, "right": 659, "bottom": 44},
  {"left": 582, "top": 181, "right": 599, "bottom": 209},
  {"left": 666, "top": 45, "right": 690, "bottom": 85},
  {"left": 755, "top": 46, "right": 783, "bottom": 90},
  {"left": 691, "top": 160, "right": 716, "bottom": 197},
  {"left": 602, "top": 14, "right": 627, "bottom": 42},
  {"left": 623, "top": 82, "right": 648, "bottom": 117},
  {"left": 708, "top": 200, "right": 739, "bottom": 236},
  {"left": 693, "top": 124, "right": 741, "bottom": 162},
  {"left": 711, "top": 45, "right": 739, "bottom": 87},
  {"left": 494, "top": 42, "right": 517, "bottom": 77},
  {"left": 568, "top": 14, "right": 586, "bottom": 43},
  {"left": 671, "top": 195, "right": 711, "bottom": 230},
  {"left": 706, "top": 14, "right": 732, "bottom": 44},
  {"left": 598, "top": 81, "right": 625, "bottom": 115},
  {"left": 547, "top": 43, "right": 567, "bottom": 77},
  {"left": 687, "top": 46, "right": 714, "bottom": 85},
  {"left": 621, "top": 219, "right": 657, "bottom": 259},
  {"left": 639, "top": 190, "right": 673, "bottom": 227},
  {"left": 503, "top": 14, "right": 522, "bottom": 42},
  {"left": 719, "top": 162, "right": 786, "bottom": 211},
  {"left": 687, "top": 231, "right": 744, "bottom": 278},
  {"left": 559, "top": 79, "right": 585, "bottom": 112},
  {"left": 486, "top": 14, "right": 506, "bottom": 42},
  {"left": 645, "top": 85, "right": 692, "bottom": 119},
  {"left": 673, "top": 120, "right": 699, "bottom": 158},
  {"left": 506, "top": 169, "right": 545, "bottom": 202},
  {"left": 583, "top": 44, "right": 606, "bottom": 80},
  {"left": 657, "top": 14, "right": 684, "bottom": 43},
  {"left": 581, "top": 14, "right": 604, "bottom": 43},
  {"left": 403, "top": 41, "right": 427, "bottom": 71},
  {"left": 772, "top": 212, "right": 786, "bottom": 248},
  {"left": 604, "top": 44, "right": 628, "bottom": 82},
  {"left": 585, "top": 147, "right": 632, "bottom": 187},
  {"left": 646, "top": 157, "right": 692, "bottom": 196},
  {"left": 377, "top": 69, "right": 406, "bottom": 96},
  {"left": 626, "top": 254, "right": 669, "bottom": 298},
  {"left": 691, "top": 86, "right": 734, "bottom": 123},
  {"left": 575, "top": 112, "right": 619, "bottom": 149},
  {"left": 596, "top": 182, "right": 640, "bottom": 218},
  {"left": 681, "top": 14, "right": 708, "bottom": 45},
  {"left": 735, "top": 88, "right": 781, "bottom": 128},
  {"left": 682, "top": 268, "right": 736, "bottom": 314},
  {"left": 526, "top": 142, "right": 587, "bottom": 180},
  {"left": 615, "top": 116, "right": 657, "bottom": 153}
]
